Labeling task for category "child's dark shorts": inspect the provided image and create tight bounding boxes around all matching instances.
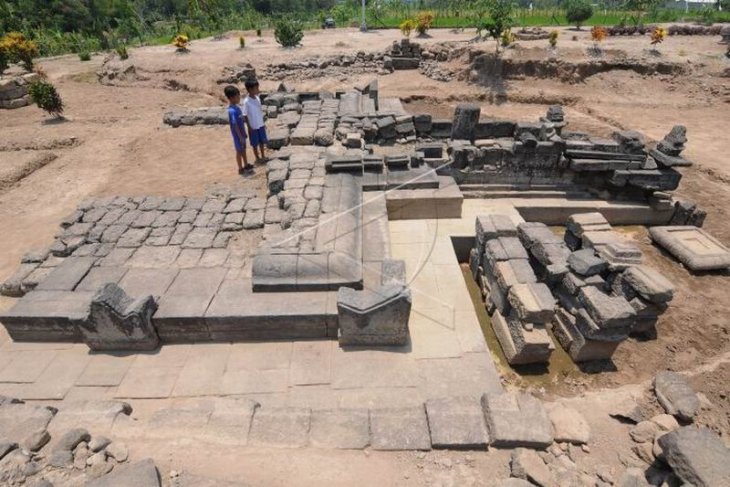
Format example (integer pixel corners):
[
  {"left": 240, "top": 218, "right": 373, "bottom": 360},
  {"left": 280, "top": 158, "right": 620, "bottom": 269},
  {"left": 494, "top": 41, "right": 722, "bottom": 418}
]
[{"left": 249, "top": 127, "right": 268, "bottom": 146}]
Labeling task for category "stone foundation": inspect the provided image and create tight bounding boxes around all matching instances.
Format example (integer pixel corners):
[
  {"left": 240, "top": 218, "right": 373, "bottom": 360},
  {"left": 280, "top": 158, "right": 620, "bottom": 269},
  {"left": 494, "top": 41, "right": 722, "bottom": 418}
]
[{"left": 0, "top": 73, "right": 38, "bottom": 109}]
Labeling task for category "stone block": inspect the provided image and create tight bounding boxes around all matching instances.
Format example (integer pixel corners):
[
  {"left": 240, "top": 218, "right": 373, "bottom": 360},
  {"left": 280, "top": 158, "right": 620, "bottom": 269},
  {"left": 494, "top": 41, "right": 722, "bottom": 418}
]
[
  {"left": 494, "top": 259, "right": 537, "bottom": 292},
  {"left": 485, "top": 237, "right": 529, "bottom": 263},
  {"left": 426, "top": 396, "right": 489, "bottom": 450},
  {"left": 649, "top": 226, "right": 730, "bottom": 272},
  {"left": 308, "top": 409, "right": 370, "bottom": 449},
  {"left": 654, "top": 371, "right": 700, "bottom": 422},
  {"left": 79, "top": 283, "right": 159, "bottom": 351},
  {"left": 451, "top": 103, "right": 480, "bottom": 141},
  {"left": 597, "top": 242, "right": 643, "bottom": 271},
  {"left": 481, "top": 392, "right": 553, "bottom": 448},
  {"left": 491, "top": 310, "right": 554, "bottom": 365},
  {"left": 578, "top": 286, "right": 635, "bottom": 328},
  {"left": 546, "top": 403, "right": 590, "bottom": 445},
  {"left": 551, "top": 308, "right": 622, "bottom": 362},
  {"left": 370, "top": 406, "right": 431, "bottom": 451},
  {"left": 0, "top": 290, "right": 92, "bottom": 341},
  {"left": 567, "top": 248, "right": 607, "bottom": 276},
  {"left": 337, "top": 284, "right": 411, "bottom": 346},
  {"left": 1, "top": 263, "right": 40, "bottom": 297},
  {"left": 566, "top": 212, "right": 610, "bottom": 238},
  {"left": 507, "top": 283, "right": 555, "bottom": 324},
  {"left": 248, "top": 407, "right": 311, "bottom": 448},
  {"left": 657, "top": 427, "right": 730, "bottom": 487},
  {"left": 619, "top": 265, "right": 674, "bottom": 304},
  {"left": 510, "top": 448, "right": 553, "bottom": 487}
]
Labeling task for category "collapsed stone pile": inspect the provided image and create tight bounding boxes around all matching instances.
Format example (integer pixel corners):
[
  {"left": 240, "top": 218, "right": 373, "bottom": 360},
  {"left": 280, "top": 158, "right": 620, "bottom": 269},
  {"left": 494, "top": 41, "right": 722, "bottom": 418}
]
[
  {"left": 383, "top": 38, "right": 422, "bottom": 70},
  {"left": 263, "top": 51, "right": 385, "bottom": 80},
  {"left": 0, "top": 73, "right": 38, "bottom": 110},
  {"left": 471, "top": 211, "right": 675, "bottom": 364},
  {"left": 470, "top": 215, "right": 557, "bottom": 365},
  {"left": 0, "top": 396, "right": 161, "bottom": 486},
  {"left": 215, "top": 62, "right": 257, "bottom": 84}
]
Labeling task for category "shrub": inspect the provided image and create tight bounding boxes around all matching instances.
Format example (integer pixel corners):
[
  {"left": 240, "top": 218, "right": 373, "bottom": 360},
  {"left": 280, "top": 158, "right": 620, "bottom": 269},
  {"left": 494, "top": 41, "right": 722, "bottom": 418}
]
[
  {"left": 256, "top": 28, "right": 262, "bottom": 37},
  {"left": 0, "top": 32, "right": 39, "bottom": 72},
  {"left": 28, "top": 80, "right": 64, "bottom": 118},
  {"left": 650, "top": 26, "right": 667, "bottom": 46},
  {"left": 400, "top": 19, "right": 416, "bottom": 38},
  {"left": 590, "top": 26, "right": 608, "bottom": 55},
  {"left": 565, "top": 0, "right": 593, "bottom": 30},
  {"left": 500, "top": 30, "right": 515, "bottom": 48},
  {"left": 415, "top": 11, "right": 435, "bottom": 36},
  {"left": 549, "top": 30, "right": 559, "bottom": 48},
  {"left": 239, "top": 36, "right": 246, "bottom": 49},
  {"left": 78, "top": 51, "right": 91, "bottom": 61},
  {"left": 274, "top": 19, "right": 303, "bottom": 47},
  {"left": 172, "top": 34, "right": 189, "bottom": 52},
  {"left": 116, "top": 45, "right": 129, "bottom": 60}
]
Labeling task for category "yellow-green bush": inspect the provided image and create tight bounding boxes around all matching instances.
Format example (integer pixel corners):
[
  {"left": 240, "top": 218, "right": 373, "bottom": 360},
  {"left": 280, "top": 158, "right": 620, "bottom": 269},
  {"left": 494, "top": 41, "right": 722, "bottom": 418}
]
[{"left": 0, "top": 32, "right": 40, "bottom": 73}]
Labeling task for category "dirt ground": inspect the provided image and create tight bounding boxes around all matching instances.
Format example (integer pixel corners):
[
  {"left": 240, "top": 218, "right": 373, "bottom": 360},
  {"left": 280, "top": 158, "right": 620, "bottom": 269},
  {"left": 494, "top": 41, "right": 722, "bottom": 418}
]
[{"left": 0, "top": 26, "right": 728, "bottom": 484}]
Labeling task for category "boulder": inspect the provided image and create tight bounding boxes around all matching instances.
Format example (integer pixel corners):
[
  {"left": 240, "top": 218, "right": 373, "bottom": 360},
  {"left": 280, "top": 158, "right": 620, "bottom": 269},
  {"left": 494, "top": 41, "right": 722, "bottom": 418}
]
[
  {"left": 658, "top": 427, "right": 730, "bottom": 487},
  {"left": 85, "top": 458, "right": 161, "bottom": 487},
  {"left": 546, "top": 403, "right": 590, "bottom": 445}
]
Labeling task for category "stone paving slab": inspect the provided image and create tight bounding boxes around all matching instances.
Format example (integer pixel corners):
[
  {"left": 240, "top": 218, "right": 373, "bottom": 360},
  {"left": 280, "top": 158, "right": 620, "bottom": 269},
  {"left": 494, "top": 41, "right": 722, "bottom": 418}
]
[
  {"left": 114, "top": 365, "right": 182, "bottom": 399},
  {"left": 117, "top": 268, "right": 179, "bottom": 298},
  {"left": 171, "top": 344, "right": 230, "bottom": 397},
  {"left": 18, "top": 348, "right": 92, "bottom": 400},
  {"left": 481, "top": 392, "right": 553, "bottom": 449},
  {"left": 35, "top": 256, "right": 96, "bottom": 291},
  {"left": 308, "top": 408, "right": 370, "bottom": 449},
  {"left": 0, "top": 349, "right": 57, "bottom": 383},
  {"left": 289, "top": 340, "right": 332, "bottom": 386},
  {"left": 248, "top": 407, "right": 312, "bottom": 448},
  {"left": 76, "top": 266, "right": 128, "bottom": 292},
  {"left": 370, "top": 406, "right": 431, "bottom": 451},
  {"left": 76, "top": 353, "right": 136, "bottom": 386},
  {"left": 426, "top": 395, "right": 490, "bottom": 450}
]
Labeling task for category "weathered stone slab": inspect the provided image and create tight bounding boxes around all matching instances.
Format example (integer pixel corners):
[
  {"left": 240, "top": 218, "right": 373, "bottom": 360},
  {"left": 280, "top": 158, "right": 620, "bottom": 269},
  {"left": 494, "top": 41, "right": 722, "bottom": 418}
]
[
  {"left": 552, "top": 308, "right": 622, "bottom": 362},
  {"left": 425, "top": 396, "right": 489, "bottom": 450},
  {"left": 491, "top": 310, "right": 554, "bottom": 365},
  {"left": 567, "top": 249, "right": 607, "bottom": 276},
  {"left": 370, "top": 406, "right": 431, "bottom": 451},
  {"left": 545, "top": 402, "right": 590, "bottom": 445},
  {"left": 654, "top": 371, "right": 700, "bottom": 421},
  {"left": 481, "top": 392, "right": 553, "bottom": 448},
  {"left": 76, "top": 266, "right": 128, "bottom": 292},
  {"left": 507, "top": 283, "right": 555, "bottom": 324},
  {"left": 0, "top": 403, "right": 55, "bottom": 443},
  {"left": 79, "top": 283, "right": 159, "bottom": 351},
  {"left": 485, "top": 237, "right": 529, "bottom": 263},
  {"left": 309, "top": 409, "right": 370, "bottom": 449},
  {"left": 566, "top": 212, "right": 610, "bottom": 238},
  {"left": 578, "top": 286, "right": 635, "bottom": 328},
  {"left": 248, "top": 407, "right": 311, "bottom": 448},
  {"left": 35, "top": 257, "right": 96, "bottom": 291},
  {"left": 658, "top": 427, "right": 730, "bottom": 487},
  {"left": 649, "top": 226, "right": 730, "bottom": 271},
  {"left": 85, "top": 458, "right": 161, "bottom": 487},
  {"left": 617, "top": 265, "right": 674, "bottom": 304}
]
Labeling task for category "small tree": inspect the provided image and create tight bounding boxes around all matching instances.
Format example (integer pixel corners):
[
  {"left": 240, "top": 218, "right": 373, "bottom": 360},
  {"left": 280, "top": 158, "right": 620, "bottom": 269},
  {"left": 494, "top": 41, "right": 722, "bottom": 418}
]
[
  {"left": 476, "top": 0, "right": 514, "bottom": 53},
  {"left": 590, "top": 25, "right": 607, "bottom": 56},
  {"left": 239, "top": 36, "right": 246, "bottom": 49},
  {"left": 649, "top": 26, "right": 667, "bottom": 54},
  {"left": 275, "top": 19, "right": 303, "bottom": 48},
  {"left": 415, "top": 11, "right": 435, "bottom": 37},
  {"left": 173, "top": 34, "right": 189, "bottom": 52},
  {"left": 400, "top": 19, "right": 416, "bottom": 37},
  {"left": 549, "top": 30, "right": 559, "bottom": 49},
  {"left": 29, "top": 80, "right": 64, "bottom": 118},
  {"left": 564, "top": 0, "right": 593, "bottom": 31},
  {"left": 116, "top": 45, "right": 129, "bottom": 60}
]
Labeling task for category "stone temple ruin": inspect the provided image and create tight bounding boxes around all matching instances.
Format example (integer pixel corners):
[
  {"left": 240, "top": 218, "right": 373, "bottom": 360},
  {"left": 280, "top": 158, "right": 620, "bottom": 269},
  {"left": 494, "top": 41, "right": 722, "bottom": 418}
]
[
  {"left": 3, "top": 79, "right": 729, "bottom": 357},
  {"left": 2, "top": 79, "right": 730, "bottom": 485}
]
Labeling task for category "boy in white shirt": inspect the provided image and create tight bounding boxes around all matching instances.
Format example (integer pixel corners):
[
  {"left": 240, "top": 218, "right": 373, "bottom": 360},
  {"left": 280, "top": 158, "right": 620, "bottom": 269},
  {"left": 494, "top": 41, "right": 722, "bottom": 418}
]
[{"left": 243, "top": 78, "right": 267, "bottom": 164}]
